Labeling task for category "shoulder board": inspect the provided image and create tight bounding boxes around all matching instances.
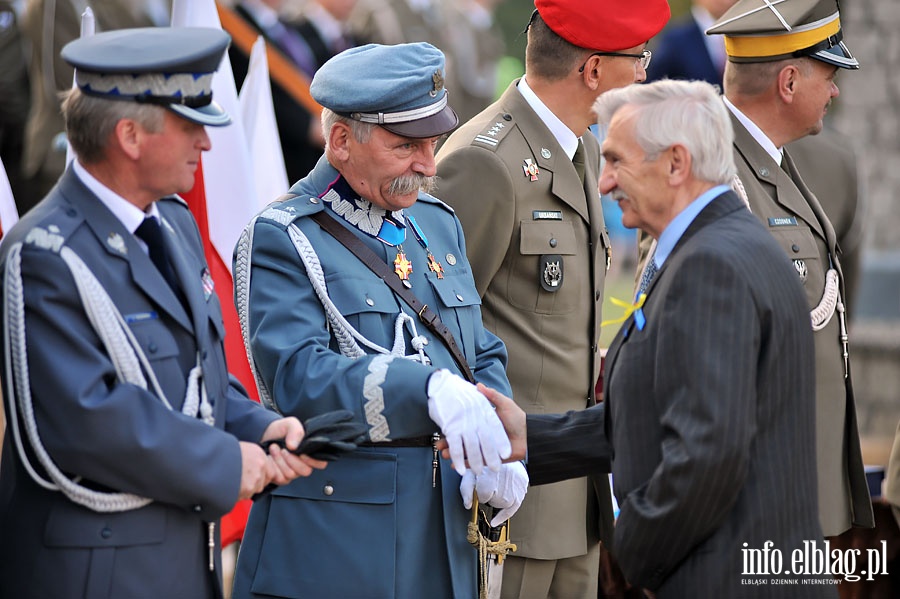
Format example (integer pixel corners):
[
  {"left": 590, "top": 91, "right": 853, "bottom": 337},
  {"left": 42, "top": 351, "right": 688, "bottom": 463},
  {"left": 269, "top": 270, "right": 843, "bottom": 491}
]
[
  {"left": 20, "top": 205, "right": 83, "bottom": 253},
  {"left": 417, "top": 193, "right": 455, "bottom": 214},
  {"left": 471, "top": 114, "right": 514, "bottom": 152},
  {"left": 256, "top": 194, "right": 324, "bottom": 227}
]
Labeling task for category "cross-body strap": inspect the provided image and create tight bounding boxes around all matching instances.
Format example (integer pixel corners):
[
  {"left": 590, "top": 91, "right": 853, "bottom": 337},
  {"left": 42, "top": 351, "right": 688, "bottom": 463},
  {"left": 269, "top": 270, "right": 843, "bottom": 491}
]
[{"left": 308, "top": 209, "right": 476, "bottom": 384}]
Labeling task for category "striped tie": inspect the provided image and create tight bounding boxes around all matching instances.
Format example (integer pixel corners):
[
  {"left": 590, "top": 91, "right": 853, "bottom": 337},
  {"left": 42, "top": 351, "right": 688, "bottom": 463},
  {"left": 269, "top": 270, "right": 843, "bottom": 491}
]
[{"left": 636, "top": 254, "right": 658, "bottom": 299}]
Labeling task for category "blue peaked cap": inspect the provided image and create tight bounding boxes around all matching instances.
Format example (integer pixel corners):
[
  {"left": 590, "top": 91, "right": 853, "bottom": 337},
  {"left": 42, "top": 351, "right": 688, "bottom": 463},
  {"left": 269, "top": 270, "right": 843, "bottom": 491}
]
[
  {"left": 61, "top": 27, "right": 232, "bottom": 127},
  {"left": 311, "top": 42, "right": 459, "bottom": 138}
]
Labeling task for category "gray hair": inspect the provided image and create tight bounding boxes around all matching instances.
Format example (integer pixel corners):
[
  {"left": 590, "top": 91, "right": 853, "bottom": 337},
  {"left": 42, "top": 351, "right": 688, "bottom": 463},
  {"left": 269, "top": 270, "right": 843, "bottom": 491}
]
[
  {"left": 593, "top": 79, "right": 736, "bottom": 185},
  {"left": 321, "top": 107, "right": 375, "bottom": 147},
  {"left": 61, "top": 87, "right": 165, "bottom": 164}
]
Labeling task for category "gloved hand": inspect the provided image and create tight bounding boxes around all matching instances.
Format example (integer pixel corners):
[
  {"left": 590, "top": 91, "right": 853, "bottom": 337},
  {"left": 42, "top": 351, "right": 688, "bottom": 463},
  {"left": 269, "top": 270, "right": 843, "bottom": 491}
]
[
  {"left": 427, "top": 369, "right": 512, "bottom": 475},
  {"left": 460, "top": 461, "right": 529, "bottom": 527}
]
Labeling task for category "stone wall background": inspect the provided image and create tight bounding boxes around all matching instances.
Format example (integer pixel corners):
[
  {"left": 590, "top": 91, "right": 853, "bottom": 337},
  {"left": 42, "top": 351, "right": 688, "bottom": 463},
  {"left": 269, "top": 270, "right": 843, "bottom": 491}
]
[{"left": 834, "top": 1, "right": 900, "bottom": 463}]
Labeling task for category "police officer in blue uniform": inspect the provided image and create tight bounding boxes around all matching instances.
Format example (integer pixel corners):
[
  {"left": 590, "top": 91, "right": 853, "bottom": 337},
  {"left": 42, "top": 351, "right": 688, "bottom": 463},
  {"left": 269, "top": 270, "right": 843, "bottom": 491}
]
[
  {"left": 231, "top": 42, "right": 525, "bottom": 599},
  {"left": 0, "top": 27, "right": 322, "bottom": 599}
]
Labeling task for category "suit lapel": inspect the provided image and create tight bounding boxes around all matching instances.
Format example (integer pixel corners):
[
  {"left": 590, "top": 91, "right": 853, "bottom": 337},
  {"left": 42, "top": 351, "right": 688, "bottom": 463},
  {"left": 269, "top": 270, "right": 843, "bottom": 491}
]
[
  {"left": 502, "top": 83, "right": 589, "bottom": 223},
  {"left": 782, "top": 148, "right": 838, "bottom": 253},
  {"left": 61, "top": 172, "right": 194, "bottom": 332},
  {"left": 158, "top": 208, "right": 209, "bottom": 338}
]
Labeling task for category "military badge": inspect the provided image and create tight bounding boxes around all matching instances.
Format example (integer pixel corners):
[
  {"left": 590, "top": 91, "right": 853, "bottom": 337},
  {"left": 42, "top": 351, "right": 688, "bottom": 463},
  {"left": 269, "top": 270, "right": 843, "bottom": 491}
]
[
  {"left": 792, "top": 259, "right": 808, "bottom": 283},
  {"left": 107, "top": 232, "right": 127, "bottom": 255},
  {"left": 394, "top": 248, "right": 413, "bottom": 281},
  {"left": 540, "top": 254, "right": 563, "bottom": 292},
  {"left": 541, "top": 148, "right": 552, "bottom": 159},
  {"left": 427, "top": 253, "right": 444, "bottom": 279},
  {"left": 523, "top": 159, "right": 540, "bottom": 182},
  {"left": 445, "top": 253, "right": 457, "bottom": 266},
  {"left": 431, "top": 69, "right": 444, "bottom": 97},
  {"left": 201, "top": 267, "right": 215, "bottom": 300}
]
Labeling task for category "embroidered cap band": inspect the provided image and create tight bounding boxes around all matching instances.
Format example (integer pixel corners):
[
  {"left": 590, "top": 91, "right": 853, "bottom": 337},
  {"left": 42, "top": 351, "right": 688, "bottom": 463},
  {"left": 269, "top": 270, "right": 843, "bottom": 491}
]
[{"left": 61, "top": 27, "right": 233, "bottom": 126}]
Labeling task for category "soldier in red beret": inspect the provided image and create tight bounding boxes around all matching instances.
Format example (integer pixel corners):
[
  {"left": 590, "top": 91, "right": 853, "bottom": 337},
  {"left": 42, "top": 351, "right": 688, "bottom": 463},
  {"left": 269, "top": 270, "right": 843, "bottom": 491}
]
[{"left": 436, "top": 0, "right": 669, "bottom": 597}]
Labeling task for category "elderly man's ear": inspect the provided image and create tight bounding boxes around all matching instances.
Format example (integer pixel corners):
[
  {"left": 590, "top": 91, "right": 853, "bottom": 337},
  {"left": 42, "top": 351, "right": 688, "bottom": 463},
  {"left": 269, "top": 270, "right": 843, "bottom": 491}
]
[
  {"left": 328, "top": 122, "right": 352, "bottom": 161},
  {"left": 667, "top": 144, "right": 692, "bottom": 184}
]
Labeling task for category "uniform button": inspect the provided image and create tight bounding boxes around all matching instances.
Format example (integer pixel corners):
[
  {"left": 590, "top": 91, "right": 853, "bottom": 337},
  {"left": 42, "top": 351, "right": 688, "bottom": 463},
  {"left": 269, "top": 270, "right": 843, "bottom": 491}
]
[
  {"left": 791, "top": 244, "right": 800, "bottom": 253},
  {"left": 323, "top": 484, "right": 334, "bottom": 496},
  {"left": 148, "top": 343, "right": 158, "bottom": 354},
  {"left": 202, "top": 350, "right": 208, "bottom": 360},
  {"left": 193, "top": 505, "right": 203, "bottom": 513},
  {"left": 456, "top": 294, "right": 464, "bottom": 302},
  {"left": 309, "top": 197, "right": 319, "bottom": 204},
  {"left": 100, "top": 527, "right": 112, "bottom": 539},
  {"left": 595, "top": 291, "right": 601, "bottom": 301},
  {"left": 502, "top": 113, "right": 512, "bottom": 121},
  {"left": 365, "top": 297, "right": 375, "bottom": 306},
  {"left": 66, "top": 208, "right": 77, "bottom": 217},
  {"left": 759, "top": 167, "right": 770, "bottom": 177},
  {"left": 549, "top": 238, "right": 558, "bottom": 248}
]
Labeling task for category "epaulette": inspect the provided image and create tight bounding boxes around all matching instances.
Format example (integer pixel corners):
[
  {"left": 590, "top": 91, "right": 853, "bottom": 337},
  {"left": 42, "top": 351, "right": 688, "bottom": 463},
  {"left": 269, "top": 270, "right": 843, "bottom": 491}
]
[
  {"left": 418, "top": 193, "right": 455, "bottom": 214},
  {"left": 256, "top": 194, "right": 324, "bottom": 228},
  {"left": 471, "top": 113, "right": 515, "bottom": 152},
  {"left": 20, "top": 205, "right": 83, "bottom": 254}
]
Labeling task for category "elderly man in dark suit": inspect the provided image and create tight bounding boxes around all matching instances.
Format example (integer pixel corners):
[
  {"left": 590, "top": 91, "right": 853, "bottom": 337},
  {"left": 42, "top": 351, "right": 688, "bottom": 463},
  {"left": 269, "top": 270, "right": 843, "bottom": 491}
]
[
  {"left": 0, "top": 27, "right": 323, "bottom": 599},
  {"left": 462, "top": 79, "right": 830, "bottom": 597}
]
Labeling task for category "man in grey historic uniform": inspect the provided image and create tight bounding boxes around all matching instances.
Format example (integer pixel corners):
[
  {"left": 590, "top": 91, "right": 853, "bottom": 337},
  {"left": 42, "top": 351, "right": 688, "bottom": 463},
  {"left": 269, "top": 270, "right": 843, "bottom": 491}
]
[{"left": 231, "top": 42, "right": 523, "bottom": 599}]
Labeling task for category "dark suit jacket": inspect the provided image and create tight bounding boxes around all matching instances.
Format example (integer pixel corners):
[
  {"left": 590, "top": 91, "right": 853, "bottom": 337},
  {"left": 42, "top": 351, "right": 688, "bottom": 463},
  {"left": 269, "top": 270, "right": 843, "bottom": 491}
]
[
  {"left": 527, "top": 191, "right": 831, "bottom": 597},
  {"left": 0, "top": 167, "right": 279, "bottom": 599},
  {"left": 647, "top": 14, "right": 721, "bottom": 86}
]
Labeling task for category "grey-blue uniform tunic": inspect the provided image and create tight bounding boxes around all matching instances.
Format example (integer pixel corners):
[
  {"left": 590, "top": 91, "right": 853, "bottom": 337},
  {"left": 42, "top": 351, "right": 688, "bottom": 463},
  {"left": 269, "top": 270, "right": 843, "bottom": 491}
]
[
  {"left": 231, "top": 157, "right": 512, "bottom": 599},
  {"left": 0, "top": 167, "right": 280, "bottom": 599}
]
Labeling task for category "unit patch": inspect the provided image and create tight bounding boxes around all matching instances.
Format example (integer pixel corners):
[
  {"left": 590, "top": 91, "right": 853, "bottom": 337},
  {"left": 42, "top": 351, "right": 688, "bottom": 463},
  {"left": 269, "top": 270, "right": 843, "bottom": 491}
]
[{"left": 540, "top": 254, "right": 563, "bottom": 292}]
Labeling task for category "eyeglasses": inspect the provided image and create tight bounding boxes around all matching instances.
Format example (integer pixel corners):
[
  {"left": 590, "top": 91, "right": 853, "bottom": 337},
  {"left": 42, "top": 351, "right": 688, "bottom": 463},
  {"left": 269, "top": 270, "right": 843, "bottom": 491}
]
[{"left": 578, "top": 49, "right": 652, "bottom": 73}]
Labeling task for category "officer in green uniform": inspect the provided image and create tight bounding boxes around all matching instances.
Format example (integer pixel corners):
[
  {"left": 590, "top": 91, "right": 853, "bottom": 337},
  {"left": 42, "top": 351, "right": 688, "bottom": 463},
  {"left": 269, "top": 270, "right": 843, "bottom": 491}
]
[{"left": 708, "top": 0, "right": 874, "bottom": 537}]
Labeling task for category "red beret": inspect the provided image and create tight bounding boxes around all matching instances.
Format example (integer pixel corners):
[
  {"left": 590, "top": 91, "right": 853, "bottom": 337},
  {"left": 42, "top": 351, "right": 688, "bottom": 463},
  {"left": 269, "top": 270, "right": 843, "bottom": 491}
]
[{"left": 535, "top": 0, "right": 670, "bottom": 51}]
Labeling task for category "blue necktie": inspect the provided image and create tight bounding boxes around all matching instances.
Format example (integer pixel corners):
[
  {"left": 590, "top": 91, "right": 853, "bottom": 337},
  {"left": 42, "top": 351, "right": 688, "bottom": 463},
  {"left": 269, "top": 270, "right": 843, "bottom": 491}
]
[{"left": 135, "top": 217, "right": 185, "bottom": 305}]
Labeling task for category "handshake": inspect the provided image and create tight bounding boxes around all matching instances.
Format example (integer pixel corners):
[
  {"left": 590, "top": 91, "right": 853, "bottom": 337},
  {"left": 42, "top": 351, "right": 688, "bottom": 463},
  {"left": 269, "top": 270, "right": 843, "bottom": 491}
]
[{"left": 427, "top": 369, "right": 528, "bottom": 525}]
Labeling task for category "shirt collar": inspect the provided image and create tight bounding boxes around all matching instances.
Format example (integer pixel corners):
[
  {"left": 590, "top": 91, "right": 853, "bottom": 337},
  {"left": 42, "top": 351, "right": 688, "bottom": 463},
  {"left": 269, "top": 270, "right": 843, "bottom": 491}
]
[
  {"left": 723, "top": 96, "right": 783, "bottom": 165},
  {"left": 73, "top": 160, "right": 159, "bottom": 234},
  {"left": 655, "top": 185, "right": 731, "bottom": 267},
  {"left": 517, "top": 77, "right": 580, "bottom": 159}
]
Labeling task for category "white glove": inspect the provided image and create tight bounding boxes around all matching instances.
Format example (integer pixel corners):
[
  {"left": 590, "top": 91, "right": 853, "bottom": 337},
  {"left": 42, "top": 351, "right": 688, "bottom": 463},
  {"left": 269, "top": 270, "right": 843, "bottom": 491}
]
[
  {"left": 460, "top": 461, "right": 529, "bottom": 527},
  {"left": 427, "top": 369, "right": 512, "bottom": 475}
]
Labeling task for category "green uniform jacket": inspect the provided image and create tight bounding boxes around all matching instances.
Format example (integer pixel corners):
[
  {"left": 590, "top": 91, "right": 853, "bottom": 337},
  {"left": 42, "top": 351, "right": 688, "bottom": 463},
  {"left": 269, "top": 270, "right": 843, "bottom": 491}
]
[
  {"left": 436, "top": 80, "right": 614, "bottom": 559},
  {"left": 731, "top": 111, "right": 874, "bottom": 535}
]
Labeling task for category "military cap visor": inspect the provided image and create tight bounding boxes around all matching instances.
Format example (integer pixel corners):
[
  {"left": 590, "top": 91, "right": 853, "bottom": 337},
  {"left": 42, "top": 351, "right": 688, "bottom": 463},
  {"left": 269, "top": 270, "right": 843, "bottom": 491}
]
[
  {"left": 707, "top": 0, "right": 859, "bottom": 69},
  {"left": 61, "top": 27, "right": 233, "bottom": 126}
]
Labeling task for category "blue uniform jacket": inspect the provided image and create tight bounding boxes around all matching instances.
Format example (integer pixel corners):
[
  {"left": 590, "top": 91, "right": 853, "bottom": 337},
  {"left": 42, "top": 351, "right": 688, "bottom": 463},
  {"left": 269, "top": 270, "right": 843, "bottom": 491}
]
[
  {"left": 231, "top": 157, "right": 511, "bottom": 599},
  {"left": 0, "top": 167, "right": 279, "bottom": 599}
]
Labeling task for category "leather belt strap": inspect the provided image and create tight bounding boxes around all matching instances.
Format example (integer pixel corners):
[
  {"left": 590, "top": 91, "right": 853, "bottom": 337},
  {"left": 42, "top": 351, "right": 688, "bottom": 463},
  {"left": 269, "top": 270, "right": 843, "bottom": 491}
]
[{"left": 308, "top": 209, "right": 476, "bottom": 384}]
